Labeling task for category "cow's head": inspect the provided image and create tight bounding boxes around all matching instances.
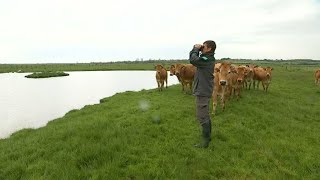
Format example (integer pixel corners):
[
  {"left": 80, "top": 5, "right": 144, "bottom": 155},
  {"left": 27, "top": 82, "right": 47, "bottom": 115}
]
[
  {"left": 236, "top": 66, "right": 246, "bottom": 83},
  {"left": 263, "top": 66, "right": 273, "bottom": 77},
  {"left": 246, "top": 64, "right": 256, "bottom": 74},
  {"left": 155, "top": 64, "right": 164, "bottom": 74},
  {"left": 175, "top": 64, "right": 184, "bottom": 76},
  {"left": 217, "top": 61, "right": 232, "bottom": 86},
  {"left": 169, "top": 64, "right": 176, "bottom": 76}
]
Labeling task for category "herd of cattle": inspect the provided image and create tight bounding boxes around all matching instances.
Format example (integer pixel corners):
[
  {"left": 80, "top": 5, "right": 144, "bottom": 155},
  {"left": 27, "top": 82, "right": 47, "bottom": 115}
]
[{"left": 155, "top": 62, "right": 320, "bottom": 114}]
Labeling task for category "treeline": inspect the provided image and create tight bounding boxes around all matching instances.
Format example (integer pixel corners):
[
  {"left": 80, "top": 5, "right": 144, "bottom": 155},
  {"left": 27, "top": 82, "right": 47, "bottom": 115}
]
[{"left": 1, "top": 59, "right": 319, "bottom": 73}]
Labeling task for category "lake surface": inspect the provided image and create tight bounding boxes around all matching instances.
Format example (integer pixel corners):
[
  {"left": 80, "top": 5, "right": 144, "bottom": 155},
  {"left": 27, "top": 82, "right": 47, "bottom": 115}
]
[{"left": 0, "top": 71, "right": 179, "bottom": 139}]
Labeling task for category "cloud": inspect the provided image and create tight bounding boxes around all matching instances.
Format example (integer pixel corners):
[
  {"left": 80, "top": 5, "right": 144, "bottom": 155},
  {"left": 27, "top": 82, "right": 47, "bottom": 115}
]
[{"left": 0, "top": 0, "right": 319, "bottom": 63}]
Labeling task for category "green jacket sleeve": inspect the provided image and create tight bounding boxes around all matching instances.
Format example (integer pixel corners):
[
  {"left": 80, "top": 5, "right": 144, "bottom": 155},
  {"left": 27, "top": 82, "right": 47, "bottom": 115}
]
[{"left": 189, "top": 47, "right": 209, "bottom": 68}]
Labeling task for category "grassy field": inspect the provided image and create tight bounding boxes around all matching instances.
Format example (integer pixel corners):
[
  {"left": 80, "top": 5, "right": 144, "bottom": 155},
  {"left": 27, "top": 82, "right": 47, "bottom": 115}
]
[
  {"left": 0, "top": 60, "right": 188, "bottom": 73},
  {"left": 1, "top": 59, "right": 319, "bottom": 73},
  {"left": 0, "top": 63, "right": 320, "bottom": 179},
  {"left": 25, "top": 71, "right": 69, "bottom": 78}
]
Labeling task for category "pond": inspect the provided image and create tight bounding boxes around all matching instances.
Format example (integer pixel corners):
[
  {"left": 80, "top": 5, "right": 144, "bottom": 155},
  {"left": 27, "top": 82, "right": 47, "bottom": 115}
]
[{"left": 0, "top": 71, "right": 179, "bottom": 139}]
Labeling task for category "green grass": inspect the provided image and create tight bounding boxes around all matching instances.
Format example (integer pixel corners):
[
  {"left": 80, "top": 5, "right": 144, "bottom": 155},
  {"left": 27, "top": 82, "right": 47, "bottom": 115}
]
[
  {"left": 25, "top": 71, "right": 69, "bottom": 78},
  {"left": 1, "top": 59, "right": 319, "bottom": 73},
  {"left": 0, "top": 60, "right": 189, "bottom": 73},
  {"left": 0, "top": 65, "right": 320, "bottom": 179}
]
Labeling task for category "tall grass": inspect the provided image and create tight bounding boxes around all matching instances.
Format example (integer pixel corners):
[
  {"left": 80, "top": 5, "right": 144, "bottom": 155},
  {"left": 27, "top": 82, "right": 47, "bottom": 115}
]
[{"left": 0, "top": 65, "right": 319, "bottom": 179}]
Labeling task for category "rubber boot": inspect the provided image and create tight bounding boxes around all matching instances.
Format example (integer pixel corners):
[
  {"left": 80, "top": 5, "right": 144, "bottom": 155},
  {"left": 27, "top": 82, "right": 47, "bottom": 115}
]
[{"left": 194, "top": 122, "right": 211, "bottom": 148}]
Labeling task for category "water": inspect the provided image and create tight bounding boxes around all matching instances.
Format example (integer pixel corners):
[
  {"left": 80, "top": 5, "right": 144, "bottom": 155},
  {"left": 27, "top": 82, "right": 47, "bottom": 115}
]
[{"left": 0, "top": 71, "right": 179, "bottom": 139}]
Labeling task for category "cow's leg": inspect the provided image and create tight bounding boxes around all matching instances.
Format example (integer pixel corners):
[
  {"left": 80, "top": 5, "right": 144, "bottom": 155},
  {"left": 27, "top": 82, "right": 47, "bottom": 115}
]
[
  {"left": 212, "top": 94, "right": 218, "bottom": 115},
  {"left": 262, "top": 81, "right": 266, "bottom": 92},
  {"left": 166, "top": 77, "right": 168, "bottom": 88},
  {"left": 227, "top": 87, "right": 231, "bottom": 98},
  {"left": 185, "top": 83, "right": 189, "bottom": 94},
  {"left": 189, "top": 82, "right": 193, "bottom": 94},
  {"left": 161, "top": 81, "right": 164, "bottom": 91},
  {"left": 220, "top": 95, "right": 225, "bottom": 111},
  {"left": 266, "top": 80, "right": 271, "bottom": 92},
  {"left": 244, "top": 80, "right": 247, "bottom": 89},
  {"left": 236, "top": 87, "right": 240, "bottom": 100},
  {"left": 181, "top": 81, "right": 185, "bottom": 92},
  {"left": 225, "top": 87, "right": 230, "bottom": 100},
  {"left": 228, "top": 87, "right": 232, "bottom": 99},
  {"left": 157, "top": 81, "right": 161, "bottom": 91},
  {"left": 248, "top": 80, "right": 252, "bottom": 90}
]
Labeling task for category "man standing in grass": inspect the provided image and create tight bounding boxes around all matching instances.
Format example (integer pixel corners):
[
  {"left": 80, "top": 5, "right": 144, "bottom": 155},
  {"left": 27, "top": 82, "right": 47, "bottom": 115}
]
[{"left": 189, "top": 40, "right": 216, "bottom": 148}]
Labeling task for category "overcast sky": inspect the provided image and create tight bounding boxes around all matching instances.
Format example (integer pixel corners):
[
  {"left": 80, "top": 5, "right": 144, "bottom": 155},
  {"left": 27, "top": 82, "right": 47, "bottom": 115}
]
[{"left": 1, "top": 0, "right": 320, "bottom": 63}]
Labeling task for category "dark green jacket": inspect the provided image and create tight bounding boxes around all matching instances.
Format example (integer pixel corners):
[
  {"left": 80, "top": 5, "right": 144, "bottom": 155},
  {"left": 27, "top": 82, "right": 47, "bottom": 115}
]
[{"left": 189, "top": 47, "right": 215, "bottom": 97}]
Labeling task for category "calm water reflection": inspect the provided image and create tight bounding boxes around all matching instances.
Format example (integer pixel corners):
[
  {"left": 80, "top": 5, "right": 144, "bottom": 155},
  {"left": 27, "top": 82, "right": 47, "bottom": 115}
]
[{"left": 0, "top": 71, "right": 179, "bottom": 139}]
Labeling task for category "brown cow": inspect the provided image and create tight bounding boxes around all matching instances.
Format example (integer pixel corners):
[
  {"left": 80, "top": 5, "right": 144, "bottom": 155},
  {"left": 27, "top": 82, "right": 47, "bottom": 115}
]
[
  {"left": 155, "top": 64, "right": 167, "bottom": 91},
  {"left": 212, "top": 61, "right": 233, "bottom": 114},
  {"left": 243, "top": 64, "right": 257, "bottom": 90},
  {"left": 253, "top": 66, "right": 273, "bottom": 92},
  {"left": 175, "top": 64, "right": 196, "bottom": 93},
  {"left": 229, "top": 66, "right": 246, "bottom": 100},
  {"left": 315, "top": 69, "right": 320, "bottom": 85},
  {"left": 169, "top": 64, "right": 181, "bottom": 82}
]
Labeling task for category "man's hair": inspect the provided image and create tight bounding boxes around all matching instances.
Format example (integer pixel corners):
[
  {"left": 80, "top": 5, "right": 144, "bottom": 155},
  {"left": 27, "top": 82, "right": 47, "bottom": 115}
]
[{"left": 204, "top": 40, "right": 216, "bottom": 52}]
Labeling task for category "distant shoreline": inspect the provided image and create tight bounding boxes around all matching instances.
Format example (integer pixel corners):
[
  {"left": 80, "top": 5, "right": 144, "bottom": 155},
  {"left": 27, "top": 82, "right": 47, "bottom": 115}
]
[{"left": 1, "top": 59, "right": 320, "bottom": 73}]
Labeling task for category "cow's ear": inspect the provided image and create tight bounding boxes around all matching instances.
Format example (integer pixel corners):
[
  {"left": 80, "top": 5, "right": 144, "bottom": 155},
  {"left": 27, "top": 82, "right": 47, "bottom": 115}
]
[
  {"left": 254, "top": 65, "right": 259, "bottom": 68},
  {"left": 246, "top": 64, "right": 249, "bottom": 67}
]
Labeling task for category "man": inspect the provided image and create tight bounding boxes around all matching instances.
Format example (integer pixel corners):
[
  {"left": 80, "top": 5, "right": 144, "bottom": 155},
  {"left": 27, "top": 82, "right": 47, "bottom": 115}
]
[{"left": 189, "top": 40, "right": 216, "bottom": 148}]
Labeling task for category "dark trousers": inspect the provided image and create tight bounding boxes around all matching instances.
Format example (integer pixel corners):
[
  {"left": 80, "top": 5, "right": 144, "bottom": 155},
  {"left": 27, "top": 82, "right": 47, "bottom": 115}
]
[{"left": 195, "top": 96, "right": 211, "bottom": 125}]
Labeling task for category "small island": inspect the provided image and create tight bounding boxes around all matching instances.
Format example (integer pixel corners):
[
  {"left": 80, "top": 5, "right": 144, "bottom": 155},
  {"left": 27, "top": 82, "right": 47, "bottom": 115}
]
[{"left": 25, "top": 71, "right": 69, "bottom": 78}]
